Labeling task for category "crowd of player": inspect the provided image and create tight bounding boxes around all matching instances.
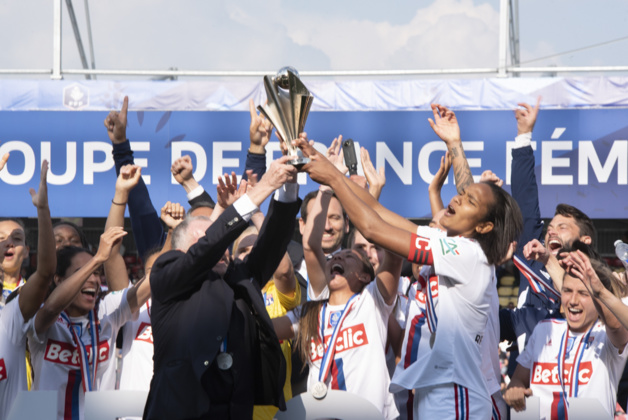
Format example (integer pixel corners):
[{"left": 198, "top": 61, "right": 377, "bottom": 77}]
[{"left": 0, "top": 95, "right": 627, "bottom": 420}]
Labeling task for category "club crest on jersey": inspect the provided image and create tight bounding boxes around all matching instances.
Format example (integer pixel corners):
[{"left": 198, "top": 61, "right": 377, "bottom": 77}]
[
  {"left": 328, "top": 311, "right": 342, "bottom": 328},
  {"left": 264, "top": 293, "right": 274, "bottom": 307},
  {"left": 310, "top": 323, "right": 369, "bottom": 362},
  {"left": 0, "top": 358, "right": 7, "bottom": 382},
  {"left": 439, "top": 238, "right": 460, "bottom": 256},
  {"left": 135, "top": 322, "right": 153, "bottom": 344}
]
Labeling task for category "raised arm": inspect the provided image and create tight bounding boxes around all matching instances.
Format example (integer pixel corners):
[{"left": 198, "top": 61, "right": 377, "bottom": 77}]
[
  {"left": 171, "top": 155, "right": 215, "bottom": 206},
  {"left": 105, "top": 96, "right": 164, "bottom": 259},
  {"left": 428, "top": 152, "right": 451, "bottom": 217},
  {"left": 103, "top": 164, "right": 140, "bottom": 291},
  {"left": 18, "top": 160, "right": 56, "bottom": 320},
  {"left": 428, "top": 104, "right": 473, "bottom": 194},
  {"left": 375, "top": 250, "right": 403, "bottom": 305},
  {"left": 302, "top": 188, "right": 334, "bottom": 298},
  {"left": 244, "top": 159, "right": 300, "bottom": 288},
  {"left": 245, "top": 98, "right": 271, "bottom": 181},
  {"left": 160, "top": 201, "right": 185, "bottom": 253},
  {"left": 361, "top": 147, "right": 386, "bottom": 201},
  {"left": 35, "top": 227, "right": 127, "bottom": 334},
  {"left": 512, "top": 97, "right": 544, "bottom": 251},
  {"left": 300, "top": 140, "right": 416, "bottom": 261}
]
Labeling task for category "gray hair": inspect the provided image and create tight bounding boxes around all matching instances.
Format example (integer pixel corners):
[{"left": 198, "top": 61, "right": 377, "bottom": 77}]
[{"left": 171, "top": 215, "right": 211, "bottom": 252}]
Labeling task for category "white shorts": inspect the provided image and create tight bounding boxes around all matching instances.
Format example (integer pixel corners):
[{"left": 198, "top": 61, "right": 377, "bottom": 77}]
[
  {"left": 414, "top": 383, "right": 491, "bottom": 420},
  {"left": 491, "top": 391, "right": 506, "bottom": 420}
]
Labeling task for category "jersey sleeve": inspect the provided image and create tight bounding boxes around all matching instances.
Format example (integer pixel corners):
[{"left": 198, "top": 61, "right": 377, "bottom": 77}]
[
  {"left": 366, "top": 280, "right": 396, "bottom": 322},
  {"left": 99, "top": 288, "right": 133, "bottom": 332},
  {"left": 431, "top": 236, "right": 487, "bottom": 285},
  {"left": 516, "top": 322, "right": 542, "bottom": 370},
  {"left": 286, "top": 307, "right": 302, "bottom": 336}
]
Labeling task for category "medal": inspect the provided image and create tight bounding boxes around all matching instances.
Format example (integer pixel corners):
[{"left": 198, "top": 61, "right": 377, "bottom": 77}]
[
  {"left": 311, "top": 381, "right": 328, "bottom": 399},
  {"left": 216, "top": 352, "right": 233, "bottom": 370}
]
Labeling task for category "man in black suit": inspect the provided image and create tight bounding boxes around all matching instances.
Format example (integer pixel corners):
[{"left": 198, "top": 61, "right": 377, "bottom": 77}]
[{"left": 144, "top": 156, "right": 301, "bottom": 420}]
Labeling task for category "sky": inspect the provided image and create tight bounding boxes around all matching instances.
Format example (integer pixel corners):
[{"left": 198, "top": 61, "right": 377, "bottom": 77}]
[{"left": 1, "top": 0, "right": 628, "bottom": 80}]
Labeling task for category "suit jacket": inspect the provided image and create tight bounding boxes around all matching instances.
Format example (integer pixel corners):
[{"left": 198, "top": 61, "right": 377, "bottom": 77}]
[{"left": 144, "top": 197, "right": 300, "bottom": 420}]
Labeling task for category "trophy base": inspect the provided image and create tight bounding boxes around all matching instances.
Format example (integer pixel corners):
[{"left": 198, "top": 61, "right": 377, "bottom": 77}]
[{"left": 287, "top": 157, "right": 310, "bottom": 170}]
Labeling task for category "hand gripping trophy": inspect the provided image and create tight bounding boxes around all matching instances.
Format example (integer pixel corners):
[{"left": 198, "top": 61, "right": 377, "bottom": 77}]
[{"left": 257, "top": 67, "right": 314, "bottom": 168}]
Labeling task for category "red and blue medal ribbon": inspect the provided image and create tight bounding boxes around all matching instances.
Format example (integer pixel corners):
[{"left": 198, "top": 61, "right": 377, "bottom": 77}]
[
  {"left": 318, "top": 293, "right": 359, "bottom": 384},
  {"left": 60, "top": 310, "right": 99, "bottom": 393},
  {"left": 557, "top": 322, "right": 596, "bottom": 415},
  {"left": 424, "top": 271, "right": 438, "bottom": 333}
]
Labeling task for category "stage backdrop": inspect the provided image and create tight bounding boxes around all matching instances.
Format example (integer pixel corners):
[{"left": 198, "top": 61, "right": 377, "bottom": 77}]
[{"left": 0, "top": 78, "right": 626, "bottom": 218}]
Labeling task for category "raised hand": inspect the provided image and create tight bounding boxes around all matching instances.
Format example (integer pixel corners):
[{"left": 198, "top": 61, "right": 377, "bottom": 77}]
[
  {"left": 116, "top": 165, "right": 142, "bottom": 193},
  {"left": 479, "top": 169, "right": 504, "bottom": 188},
  {"left": 261, "top": 155, "right": 298, "bottom": 190},
  {"left": 523, "top": 239, "right": 550, "bottom": 266},
  {"left": 515, "top": 97, "right": 541, "bottom": 135},
  {"left": 104, "top": 96, "right": 129, "bottom": 144},
  {"left": 428, "top": 104, "right": 461, "bottom": 145},
  {"left": 429, "top": 151, "right": 451, "bottom": 194},
  {"left": 171, "top": 155, "right": 194, "bottom": 184},
  {"left": 249, "top": 99, "right": 272, "bottom": 154},
  {"left": 563, "top": 250, "right": 605, "bottom": 297},
  {"left": 95, "top": 226, "right": 128, "bottom": 263},
  {"left": 217, "top": 172, "right": 247, "bottom": 208},
  {"left": 326, "top": 135, "right": 348, "bottom": 175},
  {"left": 160, "top": 201, "right": 185, "bottom": 229},
  {"left": 30, "top": 160, "right": 49, "bottom": 210},
  {"left": 297, "top": 138, "right": 338, "bottom": 186},
  {"left": 361, "top": 147, "right": 386, "bottom": 198}
]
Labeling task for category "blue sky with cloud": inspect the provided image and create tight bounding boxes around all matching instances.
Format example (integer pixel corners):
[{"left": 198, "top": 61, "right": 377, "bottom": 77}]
[{"left": 0, "top": 0, "right": 627, "bottom": 77}]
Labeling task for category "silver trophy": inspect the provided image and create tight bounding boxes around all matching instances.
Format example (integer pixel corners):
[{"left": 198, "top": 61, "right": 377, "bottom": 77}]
[{"left": 258, "top": 67, "right": 314, "bottom": 168}]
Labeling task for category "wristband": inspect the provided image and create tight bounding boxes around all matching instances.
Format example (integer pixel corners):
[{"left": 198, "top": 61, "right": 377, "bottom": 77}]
[{"left": 111, "top": 199, "right": 127, "bottom": 206}]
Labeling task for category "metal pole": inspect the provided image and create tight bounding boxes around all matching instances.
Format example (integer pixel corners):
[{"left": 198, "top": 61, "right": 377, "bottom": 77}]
[
  {"left": 65, "top": 0, "right": 91, "bottom": 79},
  {"left": 84, "top": 0, "right": 96, "bottom": 79},
  {"left": 498, "top": 0, "right": 509, "bottom": 77},
  {"left": 52, "top": 0, "right": 62, "bottom": 80}
]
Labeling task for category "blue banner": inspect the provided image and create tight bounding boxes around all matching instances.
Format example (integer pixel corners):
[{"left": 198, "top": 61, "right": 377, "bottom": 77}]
[{"left": 0, "top": 109, "right": 626, "bottom": 218}]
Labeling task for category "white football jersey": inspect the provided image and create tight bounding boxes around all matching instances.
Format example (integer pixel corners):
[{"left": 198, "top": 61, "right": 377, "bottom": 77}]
[
  {"left": 28, "top": 289, "right": 132, "bottom": 420},
  {"left": 517, "top": 319, "right": 628, "bottom": 419},
  {"left": 118, "top": 300, "right": 153, "bottom": 391},
  {"left": 0, "top": 296, "right": 32, "bottom": 420},
  {"left": 390, "top": 226, "right": 493, "bottom": 403},
  {"left": 288, "top": 281, "right": 399, "bottom": 420}
]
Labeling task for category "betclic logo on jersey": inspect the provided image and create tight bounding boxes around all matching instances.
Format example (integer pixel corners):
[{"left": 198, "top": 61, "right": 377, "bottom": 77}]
[
  {"left": 135, "top": 322, "right": 153, "bottom": 344},
  {"left": 310, "top": 324, "right": 369, "bottom": 362},
  {"left": 44, "top": 339, "right": 110, "bottom": 367},
  {"left": 531, "top": 361, "right": 593, "bottom": 386},
  {"left": 0, "top": 358, "right": 7, "bottom": 382}
]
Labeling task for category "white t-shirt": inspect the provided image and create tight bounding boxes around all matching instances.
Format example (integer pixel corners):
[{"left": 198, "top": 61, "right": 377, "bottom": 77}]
[
  {"left": 390, "top": 226, "right": 493, "bottom": 403},
  {"left": 517, "top": 318, "right": 628, "bottom": 419},
  {"left": 287, "top": 281, "right": 399, "bottom": 420},
  {"left": 28, "top": 289, "right": 132, "bottom": 420},
  {"left": 118, "top": 300, "right": 153, "bottom": 391},
  {"left": 0, "top": 295, "right": 33, "bottom": 420}
]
